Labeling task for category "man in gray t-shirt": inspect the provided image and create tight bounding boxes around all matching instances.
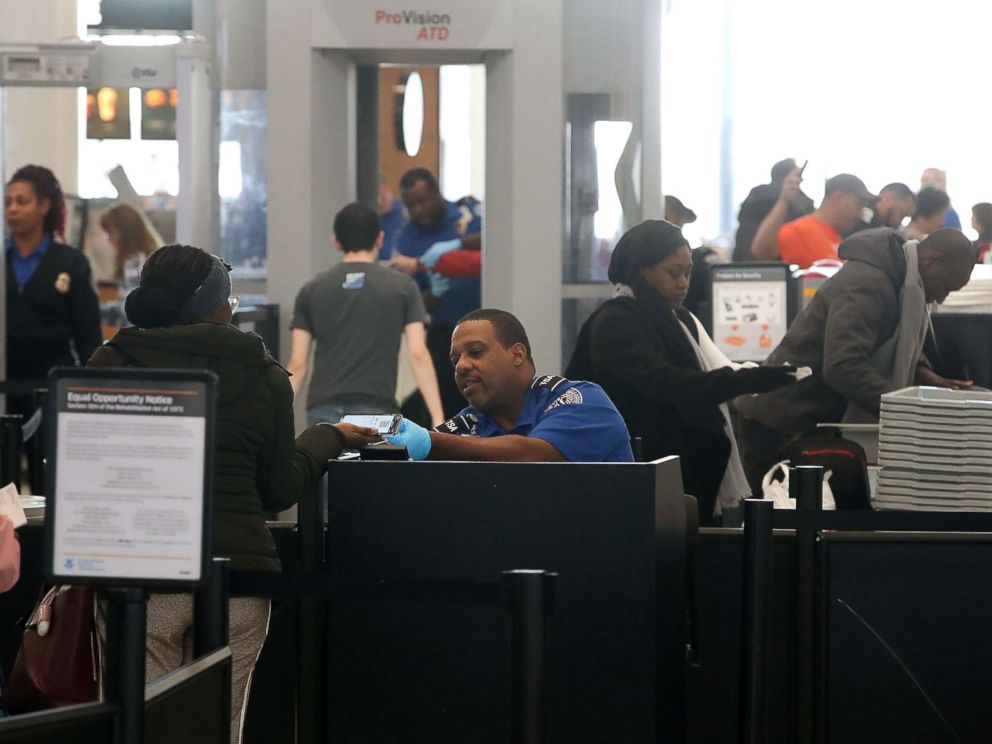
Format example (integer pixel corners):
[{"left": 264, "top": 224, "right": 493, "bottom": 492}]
[{"left": 287, "top": 203, "right": 445, "bottom": 427}]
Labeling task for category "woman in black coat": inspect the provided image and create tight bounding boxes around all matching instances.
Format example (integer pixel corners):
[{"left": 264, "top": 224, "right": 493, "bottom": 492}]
[
  {"left": 566, "top": 220, "right": 797, "bottom": 524},
  {"left": 90, "top": 244, "right": 379, "bottom": 744}
]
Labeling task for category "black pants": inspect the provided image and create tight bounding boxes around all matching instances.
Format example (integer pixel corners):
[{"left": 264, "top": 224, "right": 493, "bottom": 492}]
[
  {"left": 737, "top": 415, "right": 789, "bottom": 499},
  {"left": 426, "top": 323, "right": 465, "bottom": 419}
]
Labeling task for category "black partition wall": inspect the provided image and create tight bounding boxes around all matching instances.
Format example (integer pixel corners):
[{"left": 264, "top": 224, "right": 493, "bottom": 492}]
[
  {"left": 687, "top": 524, "right": 992, "bottom": 744},
  {"left": 821, "top": 533, "right": 992, "bottom": 743},
  {"left": 322, "top": 458, "right": 688, "bottom": 743}
]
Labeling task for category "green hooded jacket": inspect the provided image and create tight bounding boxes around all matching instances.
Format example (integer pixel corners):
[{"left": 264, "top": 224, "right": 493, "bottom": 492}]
[{"left": 88, "top": 321, "right": 345, "bottom": 572}]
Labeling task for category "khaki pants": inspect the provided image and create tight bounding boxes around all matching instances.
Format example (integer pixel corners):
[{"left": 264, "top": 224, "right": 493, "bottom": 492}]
[{"left": 144, "top": 593, "right": 271, "bottom": 744}]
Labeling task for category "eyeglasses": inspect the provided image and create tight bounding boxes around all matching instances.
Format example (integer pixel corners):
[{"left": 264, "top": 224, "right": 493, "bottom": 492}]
[{"left": 228, "top": 295, "right": 240, "bottom": 314}]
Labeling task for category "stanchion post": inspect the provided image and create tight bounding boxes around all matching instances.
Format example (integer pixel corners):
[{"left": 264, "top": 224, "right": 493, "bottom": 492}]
[
  {"left": 104, "top": 587, "right": 148, "bottom": 744},
  {"left": 630, "top": 436, "right": 644, "bottom": 462},
  {"left": 30, "top": 388, "right": 47, "bottom": 493},
  {"left": 739, "top": 498, "right": 774, "bottom": 744},
  {"left": 503, "top": 569, "right": 557, "bottom": 744},
  {"left": 0, "top": 414, "right": 23, "bottom": 491},
  {"left": 792, "top": 465, "right": 823, "bottom": 744},
  {"left": 194, "top": 557, "right": 230, "bottom": 656}
]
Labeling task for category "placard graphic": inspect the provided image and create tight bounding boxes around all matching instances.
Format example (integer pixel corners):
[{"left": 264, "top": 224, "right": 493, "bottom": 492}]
[
  {"left": 712, "top": 267, "right": 789, "bottom": 362},
  {"left": 52, "top": 380, "right": 206, "bottom": 582}
]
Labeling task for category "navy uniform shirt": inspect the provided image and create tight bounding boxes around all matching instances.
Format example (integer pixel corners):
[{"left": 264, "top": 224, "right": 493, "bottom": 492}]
[
  {"left": 392, "top": 197, "right": 482, "bottom": 327},
  {"left": 380, "top": 197, "right": 406, "bottom": 256},
  {"left": 434, "top": 375, "right": 634, "bottom": 463}
]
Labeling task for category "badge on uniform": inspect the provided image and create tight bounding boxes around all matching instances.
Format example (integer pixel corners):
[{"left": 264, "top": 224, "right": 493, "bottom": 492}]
[
  {"left": 547, "top": 387, "right": 584, "bottom": 410},
  {"left": 54, "top": 272, "right": 71, "bottom": 294},
  {"left": 342, "top": 272, "right": 366, "bottom": 290}
]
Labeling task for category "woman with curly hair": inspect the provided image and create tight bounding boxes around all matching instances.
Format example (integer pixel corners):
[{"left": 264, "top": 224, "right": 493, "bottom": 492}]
[
  {"left": 4, "top": 165, "right": 102, "bottom": 489},
  {"left": 4, "top": 165, "right": 102, "bottom": 380}
]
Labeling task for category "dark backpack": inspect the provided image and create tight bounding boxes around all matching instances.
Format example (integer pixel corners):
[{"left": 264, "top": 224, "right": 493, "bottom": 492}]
[{"left": 779, "top": 427, "right": 872, "bottom": 510}]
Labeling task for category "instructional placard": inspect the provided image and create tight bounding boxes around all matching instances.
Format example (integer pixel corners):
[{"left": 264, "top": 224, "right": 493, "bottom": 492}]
[
  {"left": 711, "top": 265, "right": 790, "bottom": 362},
  {"left": 45, "top": 369, "right": 216, "bottom": 587}
]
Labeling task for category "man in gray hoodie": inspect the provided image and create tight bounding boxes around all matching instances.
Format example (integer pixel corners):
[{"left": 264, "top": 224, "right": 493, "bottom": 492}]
[{"left": 736, "top": 227, "right": 975, "bottom": 491}]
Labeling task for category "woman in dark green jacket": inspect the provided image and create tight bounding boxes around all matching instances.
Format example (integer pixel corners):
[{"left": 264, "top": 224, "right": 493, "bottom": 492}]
[{"left": 89, "top": 244, "right": 376, "bottom": 744}]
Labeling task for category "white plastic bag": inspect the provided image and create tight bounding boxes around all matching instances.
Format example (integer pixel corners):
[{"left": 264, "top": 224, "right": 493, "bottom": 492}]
[{"left": 760, "top": 460, "right": 836, "bottom": 510}]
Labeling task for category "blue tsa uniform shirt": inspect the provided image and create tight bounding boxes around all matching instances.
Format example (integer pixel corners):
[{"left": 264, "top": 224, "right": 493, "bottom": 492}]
[
  {"left": 434, "top": 375, "right": 634, "bottom": 463},
  {"left": 393, "top": 197, "right": 482, "bottom": 328}
]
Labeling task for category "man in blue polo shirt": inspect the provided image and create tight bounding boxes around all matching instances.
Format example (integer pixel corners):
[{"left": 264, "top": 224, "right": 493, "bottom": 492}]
[
  {"left": 389, "top": 167, "right": 483, "bottom": 418},
  {"left": 387, "top": 308, "right": 633, "bottom": 462}
]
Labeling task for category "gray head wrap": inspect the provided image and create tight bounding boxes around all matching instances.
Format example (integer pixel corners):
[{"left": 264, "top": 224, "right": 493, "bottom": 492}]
[{"left": 174, "top": 254, "right": 232, "bottom": 323}]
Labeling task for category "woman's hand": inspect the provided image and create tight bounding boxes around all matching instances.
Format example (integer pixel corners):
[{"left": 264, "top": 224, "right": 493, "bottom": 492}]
[{"left": 332, "top": 423, "right": 380, "bottom": 448}]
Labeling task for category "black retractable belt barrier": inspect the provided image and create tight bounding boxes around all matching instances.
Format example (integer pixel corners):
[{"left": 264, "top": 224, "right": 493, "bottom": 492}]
[
  {"left": 0, "top": 415, "right": 23, "bottom": 491},
  {"left": 739, "top": 499, "right": 773, "bottom": 744},
  {"left": 503, "top": 570, "right": 557, "bottom": 744},
  {"left": 103, "top": 588, "right": 148, "bottom": 744},
  {"left": 792, "top": 465, "right": 823, "bottom": 744},
  {"left": 194, "top": 558, "right": 230, "bottom": 657},
  {"left": 0, "top": 380, "right": 47, "bottom": 397},
  {"left": 773, "top": 509, "right": 992, "bottom": 531}
]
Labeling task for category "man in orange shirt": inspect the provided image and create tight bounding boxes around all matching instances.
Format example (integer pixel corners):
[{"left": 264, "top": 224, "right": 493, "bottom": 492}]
[{"left": 752, "top": 172, "right": 875, "bottom": 268}]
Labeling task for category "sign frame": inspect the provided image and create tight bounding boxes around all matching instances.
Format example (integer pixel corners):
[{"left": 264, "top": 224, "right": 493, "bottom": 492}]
[{"left": 43, "top": 367, "right": 218, "bottom": 589}]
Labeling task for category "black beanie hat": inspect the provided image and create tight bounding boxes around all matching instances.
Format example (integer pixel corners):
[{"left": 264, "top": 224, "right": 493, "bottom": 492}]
[{"left": 607, "top": 219, "right": 690, "bottom": 285}]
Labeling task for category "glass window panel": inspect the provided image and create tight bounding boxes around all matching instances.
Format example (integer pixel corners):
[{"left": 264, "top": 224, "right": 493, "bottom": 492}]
[{"left": 218, "top": 90, "right": 267, "bottom": 279}]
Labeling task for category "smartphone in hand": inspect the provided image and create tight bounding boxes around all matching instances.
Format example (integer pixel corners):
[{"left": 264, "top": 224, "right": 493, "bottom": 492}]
[{"left": 340, "top": 414, "right": 402, "bottom": 436}]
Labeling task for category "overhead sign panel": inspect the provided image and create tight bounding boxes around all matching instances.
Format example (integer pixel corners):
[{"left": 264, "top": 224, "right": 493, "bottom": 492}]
[{"left": 311, "top": 0, "right": 514, "bottom": 50}]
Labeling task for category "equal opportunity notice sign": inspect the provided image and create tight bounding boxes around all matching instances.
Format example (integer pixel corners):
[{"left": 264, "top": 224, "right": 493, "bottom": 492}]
[{"left": 44, "top": 368, "right": 217, "bottom": 588}]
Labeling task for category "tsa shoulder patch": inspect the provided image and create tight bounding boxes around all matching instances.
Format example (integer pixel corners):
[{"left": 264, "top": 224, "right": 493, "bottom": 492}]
[
  {"left": 433, "top": 413, "right": 479, "bottom": 436},
  {"left": 342, "top": 272, "right": 366, "bottom": 290},
  {"left": 531, "top": 375, "right": 567, "bottom": 392},
  {"left": 546, "top": 387, "right": 584, "bottom": 411}
]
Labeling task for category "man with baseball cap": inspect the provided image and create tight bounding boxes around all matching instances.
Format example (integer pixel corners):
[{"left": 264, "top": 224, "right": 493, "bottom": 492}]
[{"left": 752, "top": 170, "right": 876, "bottom": 268}]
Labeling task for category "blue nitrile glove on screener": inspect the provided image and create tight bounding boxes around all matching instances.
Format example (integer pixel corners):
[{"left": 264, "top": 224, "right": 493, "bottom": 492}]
[
  {"left": 385, "top": 418, "right": 432, "bottom": 460},
  {"left": 429, "top": 272, "right": 452, "bottom": 299},
  {"left": 420, "top": 238, "right": 462, "bottom": 269}
]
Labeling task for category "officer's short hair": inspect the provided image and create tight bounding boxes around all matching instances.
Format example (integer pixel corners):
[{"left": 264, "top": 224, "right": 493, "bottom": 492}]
[
  {"left": 399, "top": 167, "right": 439, "bottom": 193},
  {"left": 457, "top": 308, "right": 533, "bottom": 362},
  {"left": 333, "top": 202, "right": 380, "bottom": 252}
]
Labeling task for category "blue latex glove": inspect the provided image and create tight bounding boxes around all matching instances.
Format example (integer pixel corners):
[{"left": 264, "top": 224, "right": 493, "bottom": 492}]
[
  {"left": 429, "top": 271, "right": 452, "bottom": 299},
  {"left": 420, "top": 238, "right": 462, "bottom": 270},
  {"left": 385, "top": 418, "right": 432, "bottom": 460}
]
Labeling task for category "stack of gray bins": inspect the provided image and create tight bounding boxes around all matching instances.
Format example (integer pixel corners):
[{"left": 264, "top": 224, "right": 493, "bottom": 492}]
[{"left": 876, "top": 386, "right": 992, "bottom": 510}]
